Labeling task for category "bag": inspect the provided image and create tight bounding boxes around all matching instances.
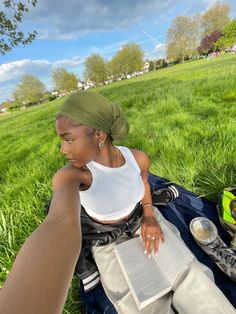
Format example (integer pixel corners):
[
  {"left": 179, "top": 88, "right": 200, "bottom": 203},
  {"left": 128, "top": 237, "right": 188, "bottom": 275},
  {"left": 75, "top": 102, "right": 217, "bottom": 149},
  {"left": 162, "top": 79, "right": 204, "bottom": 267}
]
[{"left": 217, "top": 185, "right": 236, "bottom": 248}]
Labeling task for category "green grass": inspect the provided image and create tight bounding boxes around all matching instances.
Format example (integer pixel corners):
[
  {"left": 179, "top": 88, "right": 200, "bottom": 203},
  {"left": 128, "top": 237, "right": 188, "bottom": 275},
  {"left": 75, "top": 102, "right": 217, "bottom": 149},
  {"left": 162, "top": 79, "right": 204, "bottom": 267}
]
[{"left": 0, "top": 54, "right": 236, "bottom": 313}]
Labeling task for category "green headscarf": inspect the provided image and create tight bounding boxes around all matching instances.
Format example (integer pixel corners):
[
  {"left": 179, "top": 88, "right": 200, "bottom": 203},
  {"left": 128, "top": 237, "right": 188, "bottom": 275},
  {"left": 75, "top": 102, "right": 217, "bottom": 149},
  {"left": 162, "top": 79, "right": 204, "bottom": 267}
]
[{"left": 57, "top": 91, "right": 129, "bottom": 141}]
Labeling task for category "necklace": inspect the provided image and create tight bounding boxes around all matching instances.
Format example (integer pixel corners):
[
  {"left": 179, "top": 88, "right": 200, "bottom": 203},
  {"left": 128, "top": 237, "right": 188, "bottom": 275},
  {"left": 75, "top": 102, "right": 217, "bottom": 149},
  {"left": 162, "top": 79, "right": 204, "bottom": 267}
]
[{"left": 116, "top": 147, "right": 120, "bottom": 167}]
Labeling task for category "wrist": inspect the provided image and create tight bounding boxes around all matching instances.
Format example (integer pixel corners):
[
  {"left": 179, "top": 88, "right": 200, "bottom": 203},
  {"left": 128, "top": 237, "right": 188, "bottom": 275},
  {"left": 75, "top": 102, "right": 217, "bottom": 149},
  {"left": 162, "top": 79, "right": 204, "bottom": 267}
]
[{"left": 142, "top": 204, "right": 155, "bottom": 217}]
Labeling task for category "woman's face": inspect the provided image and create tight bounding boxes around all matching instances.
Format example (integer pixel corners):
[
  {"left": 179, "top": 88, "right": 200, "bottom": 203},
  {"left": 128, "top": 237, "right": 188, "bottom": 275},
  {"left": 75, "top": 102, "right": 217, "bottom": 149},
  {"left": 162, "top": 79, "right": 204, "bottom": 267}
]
[{"left": 55, "top": 117, "right": 100, "bottom": 168}]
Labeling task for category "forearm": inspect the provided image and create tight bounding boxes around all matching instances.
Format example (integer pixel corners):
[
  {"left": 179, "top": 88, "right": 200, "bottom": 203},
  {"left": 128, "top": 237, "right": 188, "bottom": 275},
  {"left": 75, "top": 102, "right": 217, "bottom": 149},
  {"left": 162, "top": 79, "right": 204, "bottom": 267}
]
[
  {"left": 0, "top": 180, "right": 82, "bottom": 314},
  {"left": 47, "top": 177, "right": 81, "bottom": 225},
  {"left": 141, "top": 181, "right": 155, "bottom": 217}
]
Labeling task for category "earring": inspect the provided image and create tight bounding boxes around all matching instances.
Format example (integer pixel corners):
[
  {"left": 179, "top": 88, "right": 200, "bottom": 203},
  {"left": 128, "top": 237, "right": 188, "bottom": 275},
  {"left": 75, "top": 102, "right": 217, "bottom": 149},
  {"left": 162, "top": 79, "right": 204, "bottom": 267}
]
[{"left": 99, "top": 141, "right": 104, "bottom": 150}]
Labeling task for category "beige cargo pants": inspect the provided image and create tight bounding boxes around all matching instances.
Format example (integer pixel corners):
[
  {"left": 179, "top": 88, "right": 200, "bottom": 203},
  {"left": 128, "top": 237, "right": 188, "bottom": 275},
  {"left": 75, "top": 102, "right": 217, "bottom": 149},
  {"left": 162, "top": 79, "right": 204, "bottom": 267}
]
[{"left": 91, "top": 208, "right": 235, "bottom": 314}]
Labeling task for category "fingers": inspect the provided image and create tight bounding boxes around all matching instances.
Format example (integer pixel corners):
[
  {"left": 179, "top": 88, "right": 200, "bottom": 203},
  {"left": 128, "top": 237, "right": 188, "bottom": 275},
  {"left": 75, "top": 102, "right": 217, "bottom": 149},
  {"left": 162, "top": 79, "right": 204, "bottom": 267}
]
[
  {"left": 143, "top": 229, "right": 164, "bottom": 257},
  {"left": 144, "top": 234, "right": 158, "bottom": 257},
  {"left": 141, "top": 224, "right": 146, "bottom": 243},
  {"left": 144, "top": 237, "right": 153, "bottom": 258},
  {"left": 155, "top": 227, "right": 164, "bottom": 253},
  {"left": 153, "top": 237, "right": 160, "bottom": 255},
  {"left": 160, "top": 228, "right": 165, "bottom": 243},
  {"left": 141, "top": 217, "right": 165, "bottom": 257}
]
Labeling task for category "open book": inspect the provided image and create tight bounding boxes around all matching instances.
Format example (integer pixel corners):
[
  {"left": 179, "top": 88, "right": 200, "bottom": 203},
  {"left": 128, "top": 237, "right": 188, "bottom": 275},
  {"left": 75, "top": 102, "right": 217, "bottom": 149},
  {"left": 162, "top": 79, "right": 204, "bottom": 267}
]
[{"left": 114, "top": 215, "right": 194, "bottom": 310}]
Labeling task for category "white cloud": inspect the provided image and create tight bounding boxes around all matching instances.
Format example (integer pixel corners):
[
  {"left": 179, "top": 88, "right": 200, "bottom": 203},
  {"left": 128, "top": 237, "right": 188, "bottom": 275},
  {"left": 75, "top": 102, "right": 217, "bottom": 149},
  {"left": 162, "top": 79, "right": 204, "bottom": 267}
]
[
  {"left": 24, "top": 0, "right": 174, "bottom": 40},
  {"left": 53, "top": 56, "right": 84, "bottom": 68},
  {"left": 0, "top": 57, "right": 85, "bottom": 85},
  {"left": 155, "top": 43, "right": 166, "bottom": 52},
  {"left": 144, "top": 42, "right": 166, "bottom": 60},
  {"left": 37, "top": 29, "right": 84, "bottom": 41},
  {"left": 0, "top": 56, "right": 86, "bottom": 101},
  {"left": 0, "top": 59, "right": 51, "bottom": 84}
]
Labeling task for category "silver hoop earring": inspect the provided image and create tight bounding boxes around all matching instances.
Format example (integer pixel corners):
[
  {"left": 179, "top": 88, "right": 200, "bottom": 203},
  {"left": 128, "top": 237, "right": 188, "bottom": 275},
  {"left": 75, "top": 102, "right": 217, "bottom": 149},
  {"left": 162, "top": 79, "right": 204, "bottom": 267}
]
[{"left": 99, "top": 142, "right": 104, "bottom": 150}]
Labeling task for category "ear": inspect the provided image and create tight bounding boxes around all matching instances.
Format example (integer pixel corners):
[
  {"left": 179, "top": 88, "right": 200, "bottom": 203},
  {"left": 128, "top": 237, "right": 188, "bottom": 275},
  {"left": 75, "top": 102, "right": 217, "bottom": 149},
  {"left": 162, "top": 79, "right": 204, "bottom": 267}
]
[{"left": 95, "top": 130, "right": 108, "bottom": 143}]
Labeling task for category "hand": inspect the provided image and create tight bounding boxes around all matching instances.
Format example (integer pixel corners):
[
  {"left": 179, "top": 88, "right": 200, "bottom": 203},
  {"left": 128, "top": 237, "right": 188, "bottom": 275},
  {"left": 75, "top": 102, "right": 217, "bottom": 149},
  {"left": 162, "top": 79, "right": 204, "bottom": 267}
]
[{"left": 141, "top": 214, "right": 164, "bottom": 257}]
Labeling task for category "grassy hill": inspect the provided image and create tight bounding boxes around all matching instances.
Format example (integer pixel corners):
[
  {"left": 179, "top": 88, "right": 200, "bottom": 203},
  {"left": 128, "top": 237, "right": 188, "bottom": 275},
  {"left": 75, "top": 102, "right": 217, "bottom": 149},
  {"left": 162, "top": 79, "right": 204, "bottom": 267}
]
[{"left": 0, "top": 54, "right": 236, "bottom": 313}]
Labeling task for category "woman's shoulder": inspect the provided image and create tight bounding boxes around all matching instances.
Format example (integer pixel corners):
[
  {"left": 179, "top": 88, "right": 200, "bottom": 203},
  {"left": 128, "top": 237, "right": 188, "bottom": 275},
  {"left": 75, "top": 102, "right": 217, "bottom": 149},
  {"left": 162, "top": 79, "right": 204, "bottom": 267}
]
[{"left": 124, "top": 147, "right": 151, "bottom": 172}]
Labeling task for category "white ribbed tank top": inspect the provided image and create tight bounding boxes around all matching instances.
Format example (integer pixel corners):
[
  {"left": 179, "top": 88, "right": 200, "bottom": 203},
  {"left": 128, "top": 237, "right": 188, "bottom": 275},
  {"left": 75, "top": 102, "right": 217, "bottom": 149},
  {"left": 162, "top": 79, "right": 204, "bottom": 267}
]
[{"left": 79, "top": 146, "right": 145, "bottom": 221}]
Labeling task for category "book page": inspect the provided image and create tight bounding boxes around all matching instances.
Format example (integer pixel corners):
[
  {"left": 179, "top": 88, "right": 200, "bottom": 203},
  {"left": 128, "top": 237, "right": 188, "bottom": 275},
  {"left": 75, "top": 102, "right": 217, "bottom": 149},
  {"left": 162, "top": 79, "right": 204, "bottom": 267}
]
[
  {"left": 114, "top": 212, "right": 194, "bottom": 308},
  {"left": 153, "top": 219, "right": 194, "bottom": 284},
  {"left": 114, "top": 237, "right": 171, "bottom": 309}
]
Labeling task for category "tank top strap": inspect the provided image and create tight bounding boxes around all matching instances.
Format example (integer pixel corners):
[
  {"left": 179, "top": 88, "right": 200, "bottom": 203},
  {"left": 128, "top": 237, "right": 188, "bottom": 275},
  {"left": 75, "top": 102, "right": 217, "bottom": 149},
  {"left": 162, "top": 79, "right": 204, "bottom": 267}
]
[{"left": 117, "top": 146, "right": 141, "bottom": 174}]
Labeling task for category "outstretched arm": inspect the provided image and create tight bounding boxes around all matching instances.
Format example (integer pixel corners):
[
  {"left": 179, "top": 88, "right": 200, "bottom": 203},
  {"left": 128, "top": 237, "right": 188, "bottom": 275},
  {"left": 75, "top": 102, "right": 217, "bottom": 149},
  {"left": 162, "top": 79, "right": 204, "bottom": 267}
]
[{"left": 0, "top": 165, "right": 82, "bottom": 314}]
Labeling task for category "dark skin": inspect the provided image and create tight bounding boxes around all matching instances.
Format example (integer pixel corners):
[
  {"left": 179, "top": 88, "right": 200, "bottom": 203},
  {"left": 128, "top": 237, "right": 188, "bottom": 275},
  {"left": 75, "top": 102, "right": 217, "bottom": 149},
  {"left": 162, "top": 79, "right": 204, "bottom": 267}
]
[{"left": 55, "top": 116, "right": 164, "bottom": 256}]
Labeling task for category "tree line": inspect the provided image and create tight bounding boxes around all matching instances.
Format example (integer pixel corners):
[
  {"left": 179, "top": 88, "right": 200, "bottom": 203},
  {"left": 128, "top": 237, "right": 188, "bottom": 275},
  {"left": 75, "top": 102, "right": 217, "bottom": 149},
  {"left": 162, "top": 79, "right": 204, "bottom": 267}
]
[
  {"left": 166, "top": 2, "right": 236, "bottom": 61},
  {"left": 7, "top": 68, "right": 79, "bottom": 108},
  {"left": 5, "top": 42, "right": 144, "bottom": 108},
  {"left": 1, "top": 1, "right": 236, "bottom": 108}
]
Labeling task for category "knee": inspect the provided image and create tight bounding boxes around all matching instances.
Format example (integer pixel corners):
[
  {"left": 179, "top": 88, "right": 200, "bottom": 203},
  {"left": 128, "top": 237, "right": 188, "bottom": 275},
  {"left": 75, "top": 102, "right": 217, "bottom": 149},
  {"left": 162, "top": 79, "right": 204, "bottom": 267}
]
[{"left": 172, "top": 260, "right": 214, "bottom": 292}]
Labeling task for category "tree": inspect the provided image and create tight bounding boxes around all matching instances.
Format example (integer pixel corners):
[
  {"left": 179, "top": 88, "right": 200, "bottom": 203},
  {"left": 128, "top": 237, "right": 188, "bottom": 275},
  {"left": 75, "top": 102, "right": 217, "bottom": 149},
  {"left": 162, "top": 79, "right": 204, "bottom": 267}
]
[
  {"left": 84, "top": 54, "right": 108, "bottom": 85},
  {"left": 111, "top": 42, "right": 144, "bottom": 78},
  {"left": 197, "top": 30, "right": 222, "bottom": 55},
  {"left": 166, "top": 16, "right": 200, "bottom": 61},
  {"left": 0, "top": 0, "right": 37, "bottom": 55},
  {"left": 149, "top": 60, "right": 155, "bottom": 71},
  {"left": 108, "top": 57, "right": 121, "bottom": 79},
  {"left": 13, "top": 75, "right": 45, "bottom": 105},
  {"left": 107, "top": 59, "right": 115, "bottom": 79},
  {"left": 214, "top": 19, "right": 236, "bottom": 50},
  {"left": 201, "top": 2, "right": 230, "bottom": 37},
  {"left": 157, "top": 59, "right": 167, "bottom": 68},
  {"left": 52, "top": 68, "right": 79, "bottom": 92}
]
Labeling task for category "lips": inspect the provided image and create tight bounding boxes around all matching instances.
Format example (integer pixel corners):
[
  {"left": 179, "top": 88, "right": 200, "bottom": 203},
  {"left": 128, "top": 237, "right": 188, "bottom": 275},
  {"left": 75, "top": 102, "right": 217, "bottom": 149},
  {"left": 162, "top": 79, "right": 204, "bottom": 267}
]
[{"left": 68, "top": 158, "right": 76, "bottom": 162}]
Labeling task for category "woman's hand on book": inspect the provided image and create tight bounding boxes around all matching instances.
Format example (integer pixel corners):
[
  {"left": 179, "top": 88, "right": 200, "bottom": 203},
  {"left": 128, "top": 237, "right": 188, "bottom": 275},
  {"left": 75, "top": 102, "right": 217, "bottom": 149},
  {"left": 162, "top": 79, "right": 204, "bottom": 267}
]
[{"left": 141, "top": 215, "right": 164, "bottom": 257}]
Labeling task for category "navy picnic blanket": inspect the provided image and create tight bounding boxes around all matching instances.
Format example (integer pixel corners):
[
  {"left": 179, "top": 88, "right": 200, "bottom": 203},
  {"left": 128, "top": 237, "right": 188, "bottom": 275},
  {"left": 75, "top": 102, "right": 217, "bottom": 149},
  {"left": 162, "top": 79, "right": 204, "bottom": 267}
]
[{"left": 79, "top": 173, "right": 236, "bottom": 313}]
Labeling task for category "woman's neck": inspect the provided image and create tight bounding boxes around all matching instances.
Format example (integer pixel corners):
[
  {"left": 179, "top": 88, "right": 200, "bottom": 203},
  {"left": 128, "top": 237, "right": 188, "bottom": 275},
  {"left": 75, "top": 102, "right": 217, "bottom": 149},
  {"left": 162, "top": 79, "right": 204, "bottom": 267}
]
[{"left": 94, "top": 142, "right": 124, "bottom": 168}]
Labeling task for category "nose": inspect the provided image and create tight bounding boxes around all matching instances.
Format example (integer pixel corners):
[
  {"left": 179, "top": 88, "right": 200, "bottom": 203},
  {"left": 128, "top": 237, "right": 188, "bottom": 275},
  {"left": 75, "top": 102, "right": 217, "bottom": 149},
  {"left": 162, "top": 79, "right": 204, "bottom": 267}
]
[{"left": 60, "top": 141, "right": 69, "bottom": 155}]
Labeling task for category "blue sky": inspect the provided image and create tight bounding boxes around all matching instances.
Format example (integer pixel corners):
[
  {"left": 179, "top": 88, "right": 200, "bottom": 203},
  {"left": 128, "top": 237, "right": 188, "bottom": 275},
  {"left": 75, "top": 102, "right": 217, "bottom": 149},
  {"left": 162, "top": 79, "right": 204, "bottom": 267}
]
[{"left": 0, "top": 0, "right": 235, "bottom": 102}]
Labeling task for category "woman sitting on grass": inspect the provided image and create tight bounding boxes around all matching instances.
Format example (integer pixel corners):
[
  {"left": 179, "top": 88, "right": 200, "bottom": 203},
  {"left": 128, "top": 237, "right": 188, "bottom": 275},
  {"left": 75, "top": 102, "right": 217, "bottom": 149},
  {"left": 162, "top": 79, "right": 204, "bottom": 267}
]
[{"left": 53, "top": 91, "right": 235, "bottom": 314}]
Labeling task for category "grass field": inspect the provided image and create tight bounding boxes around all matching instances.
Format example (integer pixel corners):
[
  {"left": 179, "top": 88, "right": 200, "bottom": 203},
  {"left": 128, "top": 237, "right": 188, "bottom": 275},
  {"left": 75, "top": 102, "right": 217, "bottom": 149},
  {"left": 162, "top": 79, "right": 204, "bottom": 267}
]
[{"left": 0, "top": 54, "right": 236, "bottom": 313}]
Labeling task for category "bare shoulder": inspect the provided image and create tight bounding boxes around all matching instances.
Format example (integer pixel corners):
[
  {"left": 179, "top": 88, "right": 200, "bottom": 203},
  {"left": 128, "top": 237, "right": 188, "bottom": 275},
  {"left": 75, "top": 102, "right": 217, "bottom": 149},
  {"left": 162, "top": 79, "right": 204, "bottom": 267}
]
[
  {"left": 129, "top": 148, "right": 151, "bottom": 173},
  {"left": 52, "top": 163, "right": 85, "bottom": 188},
  {"left": 59, "top": 164, "right": 92, "bottom": 187}
]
